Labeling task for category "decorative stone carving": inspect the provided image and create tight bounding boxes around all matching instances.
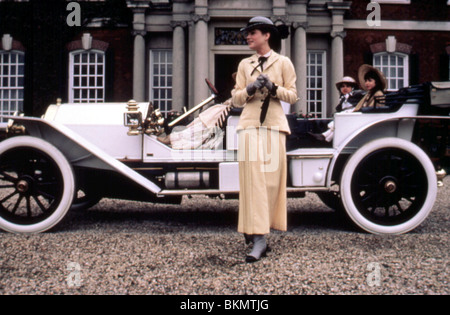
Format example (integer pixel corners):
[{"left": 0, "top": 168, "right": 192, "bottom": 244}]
[
  {"left": 331, "top": 31, "right": 347, "bottom": 39},
  {"left": 192, "top": 14, "right": 210, "bottom": 23},
  {"left": 170, "top": 21, "right": 188, "bottom": 29},
  {"left": 292, "top": 22, "right": 308, "bottom": 30},
  {"left": 1, "top": 34, "right": 13, "bottom": 51},
  {"left": 215, "top": 28, "right": 247, "bottom": 46}
]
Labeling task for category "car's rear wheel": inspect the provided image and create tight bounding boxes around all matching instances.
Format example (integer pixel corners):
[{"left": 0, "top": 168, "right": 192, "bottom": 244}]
[
  {"left": 340, "top": 138, "right": 437, "bottom": 235},
  {"left": 70, "top": 188, "right": 102, "bottom": 212},
  {"left": 316, "top": 187, "right": 344, "bottom": 212},
  {"left": 0, "top": 136, "right": 74, "bottom": 233}
]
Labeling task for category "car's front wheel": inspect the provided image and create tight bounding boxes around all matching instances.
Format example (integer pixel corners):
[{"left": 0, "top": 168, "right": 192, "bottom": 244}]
[
  {"left": 340, "top": 138, "right": 437, "bottom": 235},
  {"left": 0, "top": 136, "right": 75, "bottom": 233}
]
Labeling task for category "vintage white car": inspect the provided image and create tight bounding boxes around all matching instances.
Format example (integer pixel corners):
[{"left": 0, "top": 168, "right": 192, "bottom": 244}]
[{"left": 0, "top": 80, "right": 448, "bottom": 235}]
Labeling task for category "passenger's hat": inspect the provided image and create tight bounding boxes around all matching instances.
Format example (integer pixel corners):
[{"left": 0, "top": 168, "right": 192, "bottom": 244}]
[
  {"left": 335, "top": 76, "right": 359, "bottom": 91},
  {"left": 358, "top": 64, "right": 387, "bottom": 91}
]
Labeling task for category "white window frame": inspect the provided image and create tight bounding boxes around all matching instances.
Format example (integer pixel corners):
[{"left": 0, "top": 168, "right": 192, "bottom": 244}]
[
  {"left": 306, "top": 50, "right": 327, "bottom": 118},
  {"left": 69, "top": 49, "right": 106, "bottom": 103},
  {"left": 0, "top": 50, "right": 25, "bottom": 123},
  {"left": 373, "top": 52, "right": 409, "bottom": 91},
  {"left": 149, "top": 49, "right": 173, "bottom": 117}
]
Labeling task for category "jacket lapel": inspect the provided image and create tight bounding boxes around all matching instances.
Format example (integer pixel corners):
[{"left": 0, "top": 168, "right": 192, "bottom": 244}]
[
  {"left": 248, "top": 51, "right": 280, "bottom": 76},
  {"left": 264, "top": 52, "right": 279, "bottom": 72},
  {"left": 248, "top": 54, "right": 261, "bottom": 75}
]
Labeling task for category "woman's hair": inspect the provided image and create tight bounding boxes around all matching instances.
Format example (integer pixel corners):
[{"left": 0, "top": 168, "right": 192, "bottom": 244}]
[
  {"left": 256, "top": 26, "right": 281, "bottom": 53},
  {"left": 364, "top": 70, "right": 383, "bottom": 94},
  {"left": 252, "top": 24, "right": 289, "bottom": 53}
]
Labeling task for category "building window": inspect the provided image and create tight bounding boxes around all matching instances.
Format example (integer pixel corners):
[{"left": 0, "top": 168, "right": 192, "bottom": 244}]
[
  {"left": 150, "top": 49, "right": 173, "bottom": 116},
  {"left": 307, "top": 51, "right": 327, "bottom": 118},
  {"left": 373, "top": 52, "right": 409, "bottom": 91},
  {"left": 69, "top": 50, "right": 105, "bottom": 103},
  {"left": 0, "top": 51, "right": 25, "bottom": 122},
  {"left": 215, "top": 28, "right": 247, "bottom": 46}
]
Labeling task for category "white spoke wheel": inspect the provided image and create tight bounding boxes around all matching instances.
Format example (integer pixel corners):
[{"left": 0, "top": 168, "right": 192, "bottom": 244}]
[
  {"left": 0, "top": 137, "right": 74, "bottom": 233},
  {"left": 340, "top": 138, "right": 437, "bottom": 235}
]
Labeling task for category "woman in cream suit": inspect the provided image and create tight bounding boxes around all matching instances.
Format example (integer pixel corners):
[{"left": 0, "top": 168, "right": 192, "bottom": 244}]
[{"left": 232, "top": 17, "right": 298, "bottom": 262}]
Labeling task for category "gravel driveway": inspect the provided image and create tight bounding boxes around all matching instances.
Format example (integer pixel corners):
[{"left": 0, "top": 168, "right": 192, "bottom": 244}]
[{"left": 0, "top": 177, "right": 448, "bottom": 295}]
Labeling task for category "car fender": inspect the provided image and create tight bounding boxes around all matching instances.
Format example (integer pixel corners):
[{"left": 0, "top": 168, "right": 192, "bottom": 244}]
[
  {"left": 327, "top": 114, "right": 450, "bottom": 186},
  {"left": 0, "top": 115, "right": 162, "bottom": 194}
]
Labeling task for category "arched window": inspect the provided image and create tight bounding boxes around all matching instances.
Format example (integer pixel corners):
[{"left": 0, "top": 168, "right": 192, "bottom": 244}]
[
  {"left": 371, "top": 37, "right": 412, "bottom": 91},
  {"left": 69, "top": 50, "right": 106, "bottom": 103},
  {"left": 373, "top": 52, "right": 409, "bottom": 91},
  {"left": 0, "top": 50, "right": 25, "bottom": 121}
]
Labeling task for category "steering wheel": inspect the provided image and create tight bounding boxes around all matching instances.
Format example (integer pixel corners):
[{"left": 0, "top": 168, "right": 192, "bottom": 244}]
[{"left": 205, "top": 78, "right": 219, "bottom": 95}]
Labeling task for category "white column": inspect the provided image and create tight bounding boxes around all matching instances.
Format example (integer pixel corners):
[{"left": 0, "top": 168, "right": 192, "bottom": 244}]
[
  {"left": 193, "top": 15, "right": 210, "bottom": 106},
  {"left": 330, "top": 32, "right": 346, "bottom": 111},
  {"left": 171, "top": 22, "right": 187, "bottom": 112},
  {"left": 327, "top": 1, "right": 351, "bottom": 115},
  {"left": 293, "top": 23, "right": 308, "bottom": 115},
  {"left": 133, "top": 31, "right": 146, "bottom": 102},
  {"left": 129, "top": 5, "right": 148, "bottom": 102},
  {"left": 188, "top": 21, "right": 195, "bottom": 109}
]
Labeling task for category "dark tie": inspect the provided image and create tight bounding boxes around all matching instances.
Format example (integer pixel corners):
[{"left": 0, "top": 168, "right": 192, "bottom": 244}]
[
  {"left": 258, "top": 56, "right": 270, "bottom": 124},
  {"left": 258, "top": 56, "right": 268, "bottom": 72},
  {"left": 251, "top": 56, "right": 268, "bottom": 76}
]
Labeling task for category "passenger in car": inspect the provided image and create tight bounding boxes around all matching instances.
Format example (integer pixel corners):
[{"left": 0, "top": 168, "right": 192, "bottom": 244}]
[
  {"left": 308, "top": 76, "right": 363, "bottom": 142},
  {"left": 308, "top": 65, "right": 386, "bottom": 143},
  {"left": 353, "top": 64, "right": 386, "bottom": 112}
]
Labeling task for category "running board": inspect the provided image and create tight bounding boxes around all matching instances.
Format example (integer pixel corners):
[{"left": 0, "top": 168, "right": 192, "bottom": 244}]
[{"left": 157, "top": 187, "right": 330, "bottom": 197}]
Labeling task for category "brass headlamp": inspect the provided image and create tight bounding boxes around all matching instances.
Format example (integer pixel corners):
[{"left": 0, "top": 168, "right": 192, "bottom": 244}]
[{"left": 124, "top": 100, "right": 142, "bottom": 136}]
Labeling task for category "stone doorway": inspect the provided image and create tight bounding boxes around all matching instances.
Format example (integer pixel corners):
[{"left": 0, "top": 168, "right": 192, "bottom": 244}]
[{"left": 214, "top": 54, "right": 249, "bottom": 103}]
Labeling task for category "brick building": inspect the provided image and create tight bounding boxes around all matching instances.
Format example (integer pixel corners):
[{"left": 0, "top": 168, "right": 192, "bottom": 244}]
[{"left": 0, "top": 0, "right": 449, "bottom": 124}]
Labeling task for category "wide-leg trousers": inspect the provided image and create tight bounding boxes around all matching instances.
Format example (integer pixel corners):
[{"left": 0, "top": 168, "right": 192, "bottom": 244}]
[{"left": 237, "top": 127, "right": 287, "bottom": 235}]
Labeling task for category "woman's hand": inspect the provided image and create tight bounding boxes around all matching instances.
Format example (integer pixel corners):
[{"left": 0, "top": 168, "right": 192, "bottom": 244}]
[
  {"left": 257, "top": 74, "right": 273, "bottom": 91},
  {"left": 257, "top": 74, "right": 277, "bottom": 96},
  {"left": 246, "top": 78, "right": 265, "bottom": 96}
]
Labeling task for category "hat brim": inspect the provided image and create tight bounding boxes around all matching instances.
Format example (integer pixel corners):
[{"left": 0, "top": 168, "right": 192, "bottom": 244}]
[
  {"left": 358, "top": 64, "right": 387, "bottom": 91},
  {"left": 335, "top": 81, "right": 359, "bottom": 90},
  {"left": 240, "top": 23, "right": 278, "bottom": 34}
]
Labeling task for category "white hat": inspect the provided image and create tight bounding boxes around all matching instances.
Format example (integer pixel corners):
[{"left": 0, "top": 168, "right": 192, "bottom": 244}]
[{"left": 335, "top": 76, "right": 358, "bottom": 90}]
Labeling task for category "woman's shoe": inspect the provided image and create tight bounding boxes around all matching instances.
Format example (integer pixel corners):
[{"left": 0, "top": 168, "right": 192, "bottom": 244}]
[
  {"left": 244, "top": 233, "right": 253, "bottom": 245},
  {"left": 307, "top": 132, "right": 326, "bottom": 142},
  {"left": 245, "top": 235, "right": 269, "bottom": 263},
  {"left": 245, "top": 246, "right": 270, "bottom": 263}
]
